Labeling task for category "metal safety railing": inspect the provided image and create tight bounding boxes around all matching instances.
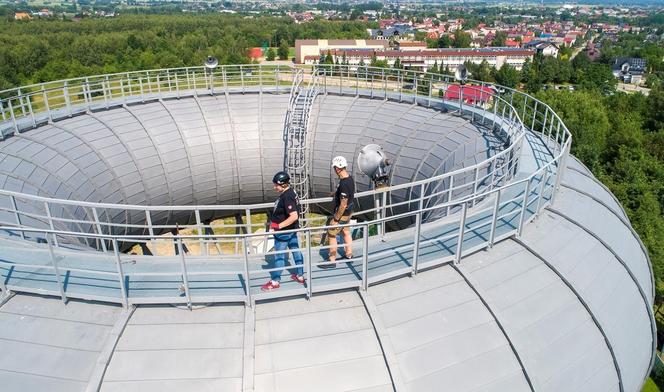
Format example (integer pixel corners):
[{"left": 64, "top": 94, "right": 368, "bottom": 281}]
[
  {"left": 0, "top": 65, "right": 571, "bottom": 308},
  {"left": 0, "top": 64, "right": 299, "bottom": 137}
]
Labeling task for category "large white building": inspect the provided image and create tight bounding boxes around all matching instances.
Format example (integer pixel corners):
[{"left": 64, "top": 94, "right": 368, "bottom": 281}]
[
  {"left": 295, "top": 39, "right": 389, "bottom": 64},
  {"left": 303, "top": 47, "right": 535, "bottom": 72}
]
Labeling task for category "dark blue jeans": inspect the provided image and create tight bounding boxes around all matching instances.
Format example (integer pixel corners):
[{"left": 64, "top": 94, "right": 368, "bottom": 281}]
[{"left": 272, "top": 232, "right": 304, "bottom": 281}]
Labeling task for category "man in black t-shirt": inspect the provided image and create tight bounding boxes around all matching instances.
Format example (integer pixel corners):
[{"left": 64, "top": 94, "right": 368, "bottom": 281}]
[
  {"left": 322, "top": 156, "right": 355, "bottom": 268},
  {"left": 261, "top": 171, "right": 305, "bottom": 291}
]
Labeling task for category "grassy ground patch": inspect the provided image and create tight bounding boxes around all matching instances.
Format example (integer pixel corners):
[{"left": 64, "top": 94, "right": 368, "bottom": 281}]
[{"left": 643, "top": 377, "right": 661, "bottom": 392}]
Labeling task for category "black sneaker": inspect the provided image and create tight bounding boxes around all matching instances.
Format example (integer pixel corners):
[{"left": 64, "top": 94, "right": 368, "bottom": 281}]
[{"left": 318, "top": 261, "right": 337, "bottom": 269}]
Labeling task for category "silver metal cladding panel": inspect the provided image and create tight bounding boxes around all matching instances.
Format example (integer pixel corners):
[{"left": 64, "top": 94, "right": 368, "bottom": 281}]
[
  {"left": 521, "top": 211, "right": 651, "bottom": 392},
  {"left": 101, "top": 304, "right": 245, "bottom": 392},
  {"left": 367, "top": 264, "right": 531, "bottom": 392},
  {"left": 253, "top": 291, "right": 392, "bottom": 392},
  {"left": 551, "top": 185, "right": 653, "bottom": 304},
  {"left": 0, "top": 295, "right": 122, "bottom": 392},
  {"left": 459, "top": 240, "right": 619, "bottom": 392}
]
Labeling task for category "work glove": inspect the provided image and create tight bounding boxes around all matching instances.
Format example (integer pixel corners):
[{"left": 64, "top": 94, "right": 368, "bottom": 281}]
[{"left": 270, "top": 221, "right": 280, "bottom": 230}]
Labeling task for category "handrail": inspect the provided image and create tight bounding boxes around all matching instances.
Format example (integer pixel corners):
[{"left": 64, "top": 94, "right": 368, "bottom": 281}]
[{"left": 0, "top": 64, "right": 573, "bottom": 307}]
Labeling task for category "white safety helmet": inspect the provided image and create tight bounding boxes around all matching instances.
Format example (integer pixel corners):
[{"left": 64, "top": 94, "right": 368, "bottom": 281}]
[{"left": 332, "top": 155, "right": 347, "bottom": 169}]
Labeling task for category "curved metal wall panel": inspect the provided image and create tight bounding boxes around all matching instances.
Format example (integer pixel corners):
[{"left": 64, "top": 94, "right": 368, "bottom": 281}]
[
  {"left": 0, "top": 93, "right": 494, "bottom": 232},
  {"left": 308, "top": 95, "right": 501, "bottom": 223}
]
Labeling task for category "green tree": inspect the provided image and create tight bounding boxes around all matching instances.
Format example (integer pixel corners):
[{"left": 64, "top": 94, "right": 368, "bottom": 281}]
[
  {"left": 277, "top": 39, "right": 289, "bottom": 60},
  {"left": 266, "top": 47, "right": 276, "bottom": 61},
  {"left": 437, "top": 34, "right": 452, "bottom": 48},
  {"left": 453, "top": 30, "right": 472, "bottom": 48},
  {"left": 492, "top": 31, "right": 507, "bottom": 47},
  {"left": 494, "top": 63, "right": 520, "bottom": 88}
]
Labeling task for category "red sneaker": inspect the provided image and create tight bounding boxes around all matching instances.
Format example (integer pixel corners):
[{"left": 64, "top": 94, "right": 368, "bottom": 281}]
[
  {"left": 291, "top": 274, "right": 305, "bottom": 284},
  {"left": 261, "top": 280, "right": 280, "bottom": 291}
]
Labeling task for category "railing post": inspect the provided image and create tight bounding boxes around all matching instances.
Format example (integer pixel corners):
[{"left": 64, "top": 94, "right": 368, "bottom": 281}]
[
  {"left": 63, "top": 81, "right": 73, "bottom": 117},
  {"left": 139, "top": 76, "right": 145, "bottom": 102},
  {"left": 0, "top": 250, "right": 7, "bottom": 293},
  {"left": 112, "top": 238, "right": 129, "bottom": 308},
  {"left": 380, "top": 191, "right": 387, "bottom": 240},
  {"left": 488, "top": 190, "right": 501, "bottom": 247},
  {"left": 91, "top": 207, "right": 107, "bottom": 252},
  {"left": 411, "top": 183, "right": 424, "bottom": 275},
  {"left": 541, "top": 108, "right": 548, "bottom": 139},
  {"left": 46, "top": 233, "right": 67, "bottom": 303},
  {"left": 551, "top": 142, "right": 570, "bottom": 206},
  {"left": 428, "top": 75, "right": 433, "bottom": 107},
  {"left": 374, "top": 194, "right": 381, "bottom": 237},
  {"left": 9, "top": 195, "right": 24, "bottom": 239},
  {"left": 0, "top": 97, "right": 6, "bottom": 122},
  {"left": 242, "top": 237, "right": 252, "bottom": 306},
  {"left": 276, "top": 67, "right": 280, "bottom": 94},
  {"left": 8, "top": 99, "right": 18, "bottom": 134},
  {"left": 491, "top": 98, "right": 498, "bottom": 130},
  {"left": 103, "top": 76, "right": 110, "bottom": 109},
  {"left": 43, "top": 201, "right": 58, "bottom": 247},
  {"left": 26, "top": 94, "right": 36, "bottom": 128},
  {"left": 177, "top": 237, "right": 192, "bottom": 308},
  {"left": 517, "top": 179, "right": 532, "bottom": 237},
  {"left": 195, "top": 210, "right": 206, "bottom": 256},
  {"left": 446, "top": 175, "right": 455, "bottom": 216},
  {"left": 454, "top": 203, "right": 468, "bottom": 265},
  {"left": 306, "top": 230, "right": 313, "bottom": 299},
  {"left": 174, "top": 70, "right": 180, "bottom": 98},
  {"left": 471, "top": 166, "right": 479, "bottom": 207},
  {"left": 145, "top": 210, "right": 157, "bottom": 256},
  {"left": 240, "top": 65, "right": 245, "bottom": 94},
  {"left": 535, "top": 170, "right": 549, "bottom": 215},
  {"left": 83, "top": 77, "right": 91, "bottom": 110},
  {"left": 245, "top": 208, "right": 252, "bottom": 254},
  {"left": 361, "top": 224, "right": 369, "bottom": 291}
]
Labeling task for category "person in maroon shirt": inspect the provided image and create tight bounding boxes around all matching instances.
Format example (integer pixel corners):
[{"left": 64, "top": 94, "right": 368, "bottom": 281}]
[{"left": 261, "top": 171, "right": 305, "bottom": 291}]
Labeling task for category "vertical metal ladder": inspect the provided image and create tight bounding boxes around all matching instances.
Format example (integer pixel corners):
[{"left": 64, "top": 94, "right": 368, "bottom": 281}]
[{"left": 283, "top": 69, "right": 320, "bottom": 223}]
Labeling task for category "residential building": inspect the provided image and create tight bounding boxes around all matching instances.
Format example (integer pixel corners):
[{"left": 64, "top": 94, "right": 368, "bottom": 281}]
[
  {"left": 524, "top": 41, "right": 560, "bottom": 57},
  {"left": 612, "top": 58, "right": 646, "bottom": 84}
]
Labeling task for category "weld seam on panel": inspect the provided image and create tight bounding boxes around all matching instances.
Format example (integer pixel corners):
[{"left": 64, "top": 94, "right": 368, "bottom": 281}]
[
  {"left": 561, "top": 164, "right": 656, "bottom": 303},
  {"left": 450, "top": 263, "right": 536, "bottom": 392},
  {"left": 14, "top": 132, "right": 107, "bottom": 203},
  {"left": 215, "top": 94, "right": 243, "bottom": 203},
  {"left": 158, "top": 100, "right": 196, "bottom": 207},
  {"left": 0, "top": 336, "right": 102, "bottom": 353},
  {"left": 0, "top": 291, "right": 15, "bottom": 307},
  {"left": 512, "top": 237, "right": 623, "bottom": 392},
  {"left": 88, "top": 112, "right": 153, "bottom": 207},
  {"left": 84, "top": 305, "right": 135, "bottom": 392},
  {"left": 257, "top": 94, "right": 266, "bottom": 205},
  {"left": 193, "top": 96, "right": 222, "bottom": 205},
  {"left": 0, "top": 168, "right": 88, "bottom": 234},
  {"left": 545, "top": 206, "right": 656, "bottom": 389},
  {"left": 121, "top": 105, "right": 174, "bottom": 223},
  {"left": 242, "top": 305, "right": 255, "bottom": 392},
  {"left": 49, "top": 122, "right": 131, "bottom": 228},
  {"left": 0, "top": 367, "right": 88, "bottom": 383},
  {"left": 358, "top": 290, "right": 402, "bottom": 392}
]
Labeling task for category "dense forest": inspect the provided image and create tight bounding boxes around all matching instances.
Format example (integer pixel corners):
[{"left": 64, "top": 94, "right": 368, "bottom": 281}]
[
  {"left": 1, "top": 14, "right": 664, "bottom": 317},
  {"left": 537, "top": 89, "right": 664, "bottom": 308},
  {"left": 0, "top": 14, "right": 372, "bottom": 90}
]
